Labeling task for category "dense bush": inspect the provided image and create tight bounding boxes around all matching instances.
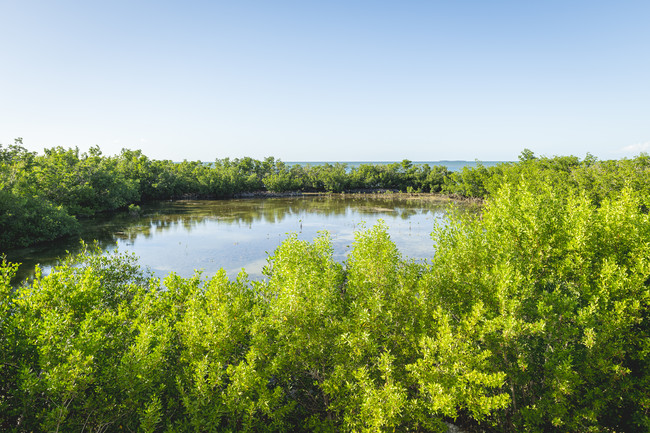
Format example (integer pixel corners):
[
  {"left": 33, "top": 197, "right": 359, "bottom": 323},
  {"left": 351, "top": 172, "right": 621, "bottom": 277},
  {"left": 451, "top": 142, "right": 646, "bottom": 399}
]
[
  {"left": 427, "top": 180, "right": 650, "bottom": 431},
  {"left": 2, "top": 168, "right": 649, "bottom": 431},
  {"left": 0, "top": 189, "right": 79, "bottom": 249}
]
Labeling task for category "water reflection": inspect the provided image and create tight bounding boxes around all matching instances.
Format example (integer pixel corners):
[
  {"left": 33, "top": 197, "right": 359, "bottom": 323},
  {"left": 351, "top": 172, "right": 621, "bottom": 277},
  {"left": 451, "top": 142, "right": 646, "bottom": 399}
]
[{"left": 6, "top": 195, "right": 466, "bottom": 283}]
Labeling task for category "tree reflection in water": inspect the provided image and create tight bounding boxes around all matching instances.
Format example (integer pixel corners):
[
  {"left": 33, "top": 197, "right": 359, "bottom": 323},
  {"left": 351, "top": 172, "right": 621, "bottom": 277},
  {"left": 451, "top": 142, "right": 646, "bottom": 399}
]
[{"left": 7, "top": 195, "right": 471, "bottom": 284}]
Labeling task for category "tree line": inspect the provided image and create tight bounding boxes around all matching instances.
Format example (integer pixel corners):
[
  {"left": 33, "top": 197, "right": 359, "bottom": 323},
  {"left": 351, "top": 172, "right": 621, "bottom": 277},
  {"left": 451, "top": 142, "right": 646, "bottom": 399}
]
[
  {"left": 0, "top": 139, "right": 447, "bottom": 249},
  {"left": 3, "top": 138, "right": 649, "bottom": 249}
]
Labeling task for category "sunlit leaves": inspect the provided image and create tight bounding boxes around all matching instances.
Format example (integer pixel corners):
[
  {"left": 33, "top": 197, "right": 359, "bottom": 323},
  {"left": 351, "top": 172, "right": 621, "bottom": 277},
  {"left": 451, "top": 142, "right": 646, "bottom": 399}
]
[{"left": 429, "top": 177, "right": 650, "bottom": 431}]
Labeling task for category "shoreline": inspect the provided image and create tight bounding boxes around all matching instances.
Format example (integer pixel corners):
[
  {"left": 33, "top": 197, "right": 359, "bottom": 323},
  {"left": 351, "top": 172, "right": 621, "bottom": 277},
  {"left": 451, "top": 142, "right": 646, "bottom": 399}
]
[{"left": 185, "top": 189, "right": 485, "bottom": 205}]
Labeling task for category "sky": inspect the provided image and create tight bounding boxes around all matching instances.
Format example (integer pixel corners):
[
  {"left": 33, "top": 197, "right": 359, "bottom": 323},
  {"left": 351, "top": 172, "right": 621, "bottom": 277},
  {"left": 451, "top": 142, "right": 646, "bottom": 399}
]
[{"left": 1, "top": 1, "right": 649, "bottom": 162}]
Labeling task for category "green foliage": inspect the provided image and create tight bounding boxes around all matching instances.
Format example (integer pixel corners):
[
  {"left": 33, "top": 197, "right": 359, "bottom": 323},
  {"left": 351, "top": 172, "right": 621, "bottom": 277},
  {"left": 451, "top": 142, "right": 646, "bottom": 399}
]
[
  {"left": 4, "top": 139, "right": 650, "bottom": 431},
  {"left": 442, "top": 162, "right": 492, "bottom": 197},
  {"left": 176, "top": 270, "right": 268, "bottom": 432},
  {"left": 263, "top": 161, "right": 302, "bottom": 192},
  {"left": 0, "top": 223, "right": 513, "bottom": 431},
  {"left": 428, "top": 179, "right": 650, "bottom": 431},
  {"left": 31, "top": 146, "right": 140, "bottom": 216},
  {"left": 0, "top": 259, "right": 24, "bottom": 430},
  {"left": 4, "top": 246, "right": 177, "bottom": 432},
  {"left": 0, "top": 189, "right": 79, "bottom": 249}
]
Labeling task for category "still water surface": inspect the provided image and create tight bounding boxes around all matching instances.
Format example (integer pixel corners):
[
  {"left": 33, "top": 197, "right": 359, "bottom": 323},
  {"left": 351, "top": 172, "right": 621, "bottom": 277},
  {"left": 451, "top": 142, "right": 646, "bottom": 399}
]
[{"left": 7, "top": 195, "right": 465, "bottom": 283}]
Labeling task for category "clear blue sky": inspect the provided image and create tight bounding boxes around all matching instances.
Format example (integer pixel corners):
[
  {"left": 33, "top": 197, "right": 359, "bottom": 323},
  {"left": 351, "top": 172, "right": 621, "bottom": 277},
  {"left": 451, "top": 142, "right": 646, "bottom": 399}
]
[{"left": 2, "top": 1, "right": 649, "bottom": 161}]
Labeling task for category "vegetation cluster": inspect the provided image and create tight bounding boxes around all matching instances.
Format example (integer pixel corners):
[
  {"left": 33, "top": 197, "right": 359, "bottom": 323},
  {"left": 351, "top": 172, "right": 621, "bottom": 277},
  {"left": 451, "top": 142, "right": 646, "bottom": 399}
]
[{"left": 1, "top": 143, "right": 650, "bottom": 431}]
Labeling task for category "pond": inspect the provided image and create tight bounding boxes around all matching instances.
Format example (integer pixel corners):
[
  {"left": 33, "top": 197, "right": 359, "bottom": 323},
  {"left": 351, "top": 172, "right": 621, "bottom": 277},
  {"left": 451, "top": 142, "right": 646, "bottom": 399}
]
[{"left": 6, "top": 194, "right": 469, "bottom": 284}]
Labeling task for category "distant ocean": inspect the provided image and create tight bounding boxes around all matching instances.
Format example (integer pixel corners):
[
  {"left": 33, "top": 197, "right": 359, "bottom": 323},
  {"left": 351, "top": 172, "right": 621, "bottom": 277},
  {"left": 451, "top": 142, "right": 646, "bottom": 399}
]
[{"left": 285, "top": 160, "right": 510, "bottom": 172}]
